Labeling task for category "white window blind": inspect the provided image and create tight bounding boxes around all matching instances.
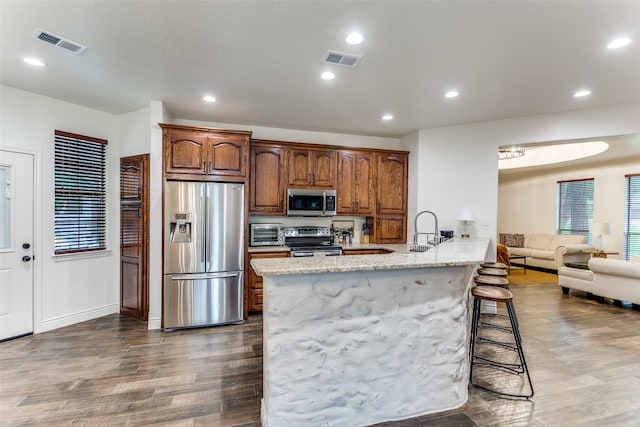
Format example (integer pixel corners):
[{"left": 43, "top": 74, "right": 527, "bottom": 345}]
[
  {"left": 54, "top": 130, "right": 108, "bottom": 254},
  {"left": 624, "top": 174, "right": 640, "bottom": 260},
  {"left": 557, "top": 178, "right": 594, "bottom": 239}
]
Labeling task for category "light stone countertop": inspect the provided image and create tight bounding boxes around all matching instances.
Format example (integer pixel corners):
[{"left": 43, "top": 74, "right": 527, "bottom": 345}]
[{"left": 251, "top": 237, "right": 491, "bottom": 276}]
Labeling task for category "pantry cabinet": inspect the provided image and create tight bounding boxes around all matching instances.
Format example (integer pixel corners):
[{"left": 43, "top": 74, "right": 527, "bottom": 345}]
[{"left": 337, "top": 150, "right": 374, "bottom": 215}]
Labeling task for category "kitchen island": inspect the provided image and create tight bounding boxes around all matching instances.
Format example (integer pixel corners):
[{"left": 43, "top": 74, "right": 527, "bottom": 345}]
[{"left": 251, "top": 238, "right": 491, "bottom": 427}]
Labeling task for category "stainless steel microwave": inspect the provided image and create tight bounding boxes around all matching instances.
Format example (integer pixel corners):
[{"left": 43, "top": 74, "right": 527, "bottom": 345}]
[
  {"left": 287, "top": 189, "right": 337, "bottom": 217},
  {"left": 249, "top": 223, "right": 285, "bottom": 246}
]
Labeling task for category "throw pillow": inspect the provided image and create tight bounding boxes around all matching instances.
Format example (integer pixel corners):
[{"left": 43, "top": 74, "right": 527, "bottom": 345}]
[{"left": 499, "top": 233, "right": 524, "bottom": 248}]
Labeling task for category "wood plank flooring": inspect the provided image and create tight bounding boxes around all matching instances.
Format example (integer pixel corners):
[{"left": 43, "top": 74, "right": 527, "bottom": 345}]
[{"left": 1, "top": 282, "right": 639, "bottom": 426}]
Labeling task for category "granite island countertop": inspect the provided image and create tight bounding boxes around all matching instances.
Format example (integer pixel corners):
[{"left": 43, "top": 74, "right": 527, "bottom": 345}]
[{"left": 251, "top": 237, "right": 491, "bottom": 276}]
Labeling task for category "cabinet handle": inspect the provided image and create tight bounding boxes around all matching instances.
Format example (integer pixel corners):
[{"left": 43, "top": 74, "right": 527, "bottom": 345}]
[
  {"left": 312, "top": 173, "right": 315, "bottom": 185},
  {"left": 377, "top": 202, "right": 380, "bottom": 213},
  {"left": 355, "top": 201, "right": 359, "bottom": 211},
  {"left": 308, "top": 173, "right": 312, "bottom": 184},
  {"left": 203, "top": 161, "right": 206, "bottom": 171}
]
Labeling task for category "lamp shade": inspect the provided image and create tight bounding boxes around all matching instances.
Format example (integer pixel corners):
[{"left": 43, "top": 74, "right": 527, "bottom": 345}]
[
  {"left": 590, "top": 222, "right": 612, "bottom": 236},
  {"left": 457, "top": 208, "right": 475, "bottom": 222}
]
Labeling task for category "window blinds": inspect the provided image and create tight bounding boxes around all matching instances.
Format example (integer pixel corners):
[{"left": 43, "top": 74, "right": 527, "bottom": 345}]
[
  {"left": 624, "top": 174, "right": 640, "bottom": 260},
  {"left": 54, "top": 130, "right": 108, "bottom": 254},
  {"left": 556, "top": 178, "right": 594, "bottom": 239}
]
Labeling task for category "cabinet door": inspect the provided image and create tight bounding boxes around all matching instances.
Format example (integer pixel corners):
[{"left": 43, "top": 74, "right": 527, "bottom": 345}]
[
  {"left": 310, "top": 150, "right": 336, "bottom": 188},
  {"left": 250, "top": 143, "right": 286, "bottom": 214},
  {"left": 375, "top": 215, "right": 407, "bottom": 244},
  {"left": 354, "top": 151, "right": 374, "bottom": 214},
  {"left": 164, "top": 130, "right": 207, "bottom": 175},
  {"left": 288, "top": 148, "right": 312, "bottom": 186},
  {"left": 376, "top": 153, "right": 408, "bottom": 215},
  {"left": 337, "top": 151, "right": 356, "bottom": 213},
  {"left": 206, "top": 133, "right": 248, "bottom": 177},
  {"left": 248, "top": 251, "right": 289, "bottom": 312}
]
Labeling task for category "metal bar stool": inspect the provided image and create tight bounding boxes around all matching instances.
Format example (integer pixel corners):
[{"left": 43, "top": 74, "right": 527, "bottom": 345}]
[{"left": 469, "top": 285, "right": 534, "bottom": 399}]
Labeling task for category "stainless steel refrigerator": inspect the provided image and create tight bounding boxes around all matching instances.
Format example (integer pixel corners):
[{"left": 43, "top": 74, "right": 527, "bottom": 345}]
[{"left": 163, "top": 181, "right": 244, "bottom": 330}]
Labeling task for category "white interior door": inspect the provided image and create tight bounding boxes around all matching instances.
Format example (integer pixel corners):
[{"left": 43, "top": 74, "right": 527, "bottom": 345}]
[{"left": 0, "top": 150, "right": 34, "bottom": 341}]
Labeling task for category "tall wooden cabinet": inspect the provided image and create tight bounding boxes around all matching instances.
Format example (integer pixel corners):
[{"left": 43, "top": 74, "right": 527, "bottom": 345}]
[
  {"left": 250, "top": 141, "right": 287, "bottom": 215},
  {"left": 337, "top": 150, "right": 374, "bottom": 215},
  {"left": 160, "top": 124, "right": 251, "bottom": 181},
  {"left": 373, "top": 152, "right": 409, "bottom": 243},
  {"left": 288, "top": 147, "right": 336, "bottom": 188}
]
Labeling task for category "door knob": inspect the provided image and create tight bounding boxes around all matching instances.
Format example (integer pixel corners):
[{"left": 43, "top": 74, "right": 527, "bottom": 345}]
[
  {"left": 22, "top": 255, "right": 32, "bottom": 262},
  {"left": 22, "top": 242, "right": 31, "bottom": 249}
]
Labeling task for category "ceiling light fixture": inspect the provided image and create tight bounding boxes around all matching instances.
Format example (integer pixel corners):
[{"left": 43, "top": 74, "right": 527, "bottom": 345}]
[
  {"left": 321, "top": 71, "right": 335, "bottom": 80},
  {"left": 607, "top": 37, "right": 631, "bottom": 49},
  {"left": 573, "top": 89, "right": 591, "bottom": 98},
  {"left": 445, "top": 91, "right": 459, "bottom": 98},
  {"left": 203, "top": 95, "right": 216, "bottom": 102},
  {"left": 382, "top": 114, "right": 393, "bottom": 121},
  {"left": 24, "top": 57, "right": 45, "bottom": 67},
  {"left": 346, "top": 32, "right": 364, "bottom": 45},
  {"left": 498, "top": 146, "right": 525, "bottom": 160}
]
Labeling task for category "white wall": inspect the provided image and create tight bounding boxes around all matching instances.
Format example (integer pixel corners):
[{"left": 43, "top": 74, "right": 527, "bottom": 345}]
[
  {"left": 118, "top": 107, "right": 150, "bottom": 157},
  {"left": 499, "top": 158, "right": 640, "bottom": 259},
  {"left": 0, "top": 85, "right": 120, "bottom": 332}
]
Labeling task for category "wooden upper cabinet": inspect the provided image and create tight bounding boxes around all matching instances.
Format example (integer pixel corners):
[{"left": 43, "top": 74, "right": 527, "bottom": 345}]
[
  {"left": 163, "top": 129, "right": 207, "bottom": 175},
  {"left": 160, "top": 124, "right": 251, "bottom": 181},
  {"left": 206, "top": 133, "right": 248, "bottom": 177},
  {"left": 287, "top": 148, "right": 336, "bottom": 188},
  {"left": 376, "top": 152, "right": 408, "bottom": 215},
  {"left": 250, "top": 141, "right": 286, "bottom": 215},
  {"left": 337, "top": 150, "right": 374, "bottom": 215}
]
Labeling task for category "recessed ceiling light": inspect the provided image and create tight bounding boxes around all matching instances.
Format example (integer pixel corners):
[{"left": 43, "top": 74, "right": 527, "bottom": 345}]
[
  {"left": 445, "top": 91, "right": 459, "bottom": 98},
  {"left": 607, "top": 37, "right": 631, "bottom": 49},
  {"left": 321, "top": 71, "right": 335, "bottom": 80},
  {"left": 573, "top": 90, "right": 591, "bottom": 98},
  {"left": 203, "top": 95, "right": 216, "bottom": 102},
  {"left": 346, "top": 32, "right": 364, "bottom": 45},
  {"left": 24, "top": 57, "right": 45, "bottom": 67},
  {"left": 382, "top": 114, "right": 393, "bottom": 121}
]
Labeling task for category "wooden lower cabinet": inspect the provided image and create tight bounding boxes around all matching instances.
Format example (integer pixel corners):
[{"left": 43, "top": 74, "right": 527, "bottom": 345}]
[
  {"left": 248, "top": 251, "right": 289, "bottom": 312},
  {"left": 342, "top": 248, "right": 393, "bottom": 256},
  {"left": 374, "top": 215, "right": 407, "bottom": 244}
]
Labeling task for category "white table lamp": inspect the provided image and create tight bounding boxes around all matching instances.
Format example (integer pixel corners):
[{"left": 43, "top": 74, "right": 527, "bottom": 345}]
[
  {"left": 590, "top": 222, "right": 611, "bottom": 251},
  {"left": 457, "top": 208, "right": 475, "bottom": 239}
]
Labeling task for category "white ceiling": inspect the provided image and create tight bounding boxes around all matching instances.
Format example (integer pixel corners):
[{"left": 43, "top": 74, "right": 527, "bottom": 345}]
[{"left": 2, "top": 1, "right": 640, "bottom": 149}]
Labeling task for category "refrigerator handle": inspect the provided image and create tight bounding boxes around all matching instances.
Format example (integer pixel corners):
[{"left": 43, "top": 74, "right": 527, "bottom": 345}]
[
  {"left": 202, "top": 184, "right": 207, "bottom": 270},
  {"left": 170, "top": 272, "right": 241, "bottom": 280}
]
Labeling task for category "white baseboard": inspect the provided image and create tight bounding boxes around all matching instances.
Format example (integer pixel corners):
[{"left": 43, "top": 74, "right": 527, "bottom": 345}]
[
  {"left": 148, "top": 316, "right": 162, "bottom": 330},
  {"left": 40, "top": 304, "right": 119, "bottom": 333}
]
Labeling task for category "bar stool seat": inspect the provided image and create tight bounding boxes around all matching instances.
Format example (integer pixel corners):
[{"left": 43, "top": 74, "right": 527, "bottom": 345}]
[
  {"left": 469, "top": 286, "right": 534, "bottom": 399},
  {"left": 480, "top": 262, "right": 508, "bottom": 270},
  {"left": 477, "top": 267, "right": 508, "bottom": 277},
  {"left": 474, "top": 275, "right": 509, "bottom": 288}
]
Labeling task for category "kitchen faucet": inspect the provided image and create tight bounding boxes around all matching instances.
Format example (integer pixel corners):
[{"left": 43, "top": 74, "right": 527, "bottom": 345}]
[{"left": 413, "top": 210, "right": 440, "bottom": 246}]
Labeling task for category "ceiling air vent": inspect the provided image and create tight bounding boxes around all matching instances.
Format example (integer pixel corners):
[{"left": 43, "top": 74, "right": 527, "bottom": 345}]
[
  {"left": 323, "top": 50, "right": 361, "bottom": 68},
  {"left": 31, "top": 28, "right": 87, "bottom": 54}
]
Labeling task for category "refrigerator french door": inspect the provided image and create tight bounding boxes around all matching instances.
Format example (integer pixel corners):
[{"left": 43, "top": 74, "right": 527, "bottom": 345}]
[{"left": 164, "top": 181, "right": 244, "bottom": 329}]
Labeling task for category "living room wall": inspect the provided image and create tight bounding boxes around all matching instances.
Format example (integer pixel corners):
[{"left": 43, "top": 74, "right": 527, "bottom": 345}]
[{"left": 498, "top": 157, "right": 640, "bottom": 260}]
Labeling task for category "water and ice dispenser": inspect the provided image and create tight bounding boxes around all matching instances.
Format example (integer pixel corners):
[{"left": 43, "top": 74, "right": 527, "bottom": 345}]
[{"left": 169, "top": 212, "right": 192, "bottom": 243}]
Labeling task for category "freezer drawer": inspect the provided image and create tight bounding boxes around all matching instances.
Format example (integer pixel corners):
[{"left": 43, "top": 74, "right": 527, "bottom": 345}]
[{"left": 164, "top": 272, "right": 244, "bottom": 330}]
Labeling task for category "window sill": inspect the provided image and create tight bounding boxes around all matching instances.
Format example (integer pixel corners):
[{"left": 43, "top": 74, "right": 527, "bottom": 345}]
[{"left": 52, "top": 250, "right": 112, "bottom": 262}]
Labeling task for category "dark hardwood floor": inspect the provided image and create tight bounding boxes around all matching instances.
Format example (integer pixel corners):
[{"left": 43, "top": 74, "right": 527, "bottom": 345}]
[{"left": 2, "top": 283, "right": 639, "bottom": 426}]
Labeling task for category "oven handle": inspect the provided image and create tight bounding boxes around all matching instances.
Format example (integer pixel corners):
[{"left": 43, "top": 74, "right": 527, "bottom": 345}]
[{"left": 291, "top": 251, "right": 314, "bottom": 257}]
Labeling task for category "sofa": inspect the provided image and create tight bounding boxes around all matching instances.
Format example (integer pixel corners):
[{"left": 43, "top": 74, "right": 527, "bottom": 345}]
[
  {"left": 500, "top": 233, "right": 594, "bottom": 271},
  {"left": 558, "top": 257, "right": 640, "bottom": 306}
]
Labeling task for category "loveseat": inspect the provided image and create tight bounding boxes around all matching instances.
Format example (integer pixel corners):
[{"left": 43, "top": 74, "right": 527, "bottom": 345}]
[
  {"left": 499, "top": 233, "right": 594, "bottom": 271},
  {"left": 558, "top": 257, "right": 640, "bottom": 306}
]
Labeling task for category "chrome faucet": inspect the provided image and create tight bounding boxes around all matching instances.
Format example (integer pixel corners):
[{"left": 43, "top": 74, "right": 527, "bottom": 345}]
[{"left": 413, "top": 210, "right": 439, "bottom": 246}]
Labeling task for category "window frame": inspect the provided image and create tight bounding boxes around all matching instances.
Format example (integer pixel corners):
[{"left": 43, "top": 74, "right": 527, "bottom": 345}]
[
  {"left": 556, "top": 178, "right": 594, "bottom": 240},
  {"left": 54, "top": 130, "right": 108, "bottom": 255},
  {"left": 624, "top": 173, "right": 640, "bottom": 260}
]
